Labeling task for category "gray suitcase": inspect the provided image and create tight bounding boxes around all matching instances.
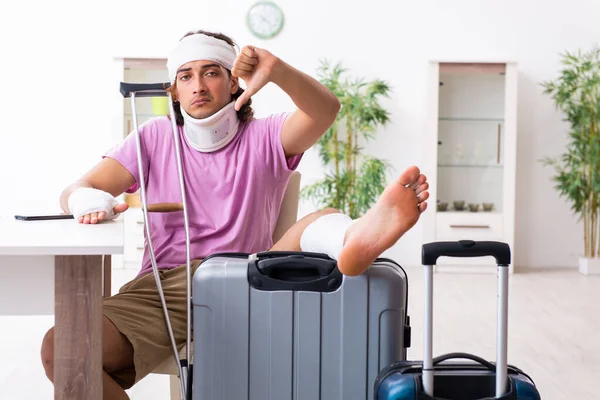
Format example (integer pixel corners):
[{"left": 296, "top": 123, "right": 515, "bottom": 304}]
[{"left": 191, "top": 251, "right": 411, "bottom": 400}]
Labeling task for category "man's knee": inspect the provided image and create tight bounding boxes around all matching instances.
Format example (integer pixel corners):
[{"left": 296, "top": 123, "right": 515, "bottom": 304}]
[
  {"left": 300, "top": 208, "right": 343, "bottom": 232},
  {"left": 40, "top": 327, "right": 55, "bottom": 381},
  {"left": 102, "top": 316, "right": 134, "bottom": 374},
  {"left": 40, "top": 317, "right": 135, "bottom": 383}
]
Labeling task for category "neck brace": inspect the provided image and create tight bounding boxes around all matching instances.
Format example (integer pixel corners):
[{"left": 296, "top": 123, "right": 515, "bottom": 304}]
[{"left": 180, "top": 101, "right": 240, "bottom": 152}]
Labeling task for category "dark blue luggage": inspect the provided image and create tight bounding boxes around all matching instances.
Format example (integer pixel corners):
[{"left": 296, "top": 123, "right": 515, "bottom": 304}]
[{"left": 374, "top": 240, "right": 542, "bottom": 400}]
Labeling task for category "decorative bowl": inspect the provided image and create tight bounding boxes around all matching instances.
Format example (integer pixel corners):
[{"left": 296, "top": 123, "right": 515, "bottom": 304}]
[
  {"left": 482, "top": 202, "right": 494, "bottom": 212},
  {"left": 453, "top": 200, "right": 465, "bottom": 211}
]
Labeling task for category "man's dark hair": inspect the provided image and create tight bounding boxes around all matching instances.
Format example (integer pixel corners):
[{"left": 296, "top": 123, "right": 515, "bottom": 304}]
[{"left": 165, "top": 30, "right": 254, "bottom": 125}]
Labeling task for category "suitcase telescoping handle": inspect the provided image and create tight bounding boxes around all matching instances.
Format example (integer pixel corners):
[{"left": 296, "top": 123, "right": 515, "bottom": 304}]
[
  {"left": 421, "top": 240, "right": 511, "bottom": 399},
  {"left": 247, "top": 252, "right": 343, "bottom": 292}
]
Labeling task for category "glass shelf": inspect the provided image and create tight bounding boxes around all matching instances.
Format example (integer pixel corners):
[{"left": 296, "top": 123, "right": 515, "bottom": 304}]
[
  {"left": 435, "top": 68, "right": 507, "bottom": 214},
  {"left": 438, "top": 164, "right": 503, "bottom": 168},
  {"left": 436, "top": 210, "right": 502, "bottom": 214},
  {"left": 439, "top": 117, "right": 504, "bottom": 122}
]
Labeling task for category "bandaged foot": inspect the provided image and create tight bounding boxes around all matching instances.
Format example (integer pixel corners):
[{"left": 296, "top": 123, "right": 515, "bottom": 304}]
[
  {"left": 300, "top": 166, "right": 429, "bottom": 276},
  {"left": 68, "top": 187, "right": 124, "bottom": 223}
]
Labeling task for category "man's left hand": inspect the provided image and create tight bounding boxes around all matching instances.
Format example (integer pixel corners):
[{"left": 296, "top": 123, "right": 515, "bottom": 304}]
[{"left": 232, "top": 45, "right": 280, "bottom": 111}]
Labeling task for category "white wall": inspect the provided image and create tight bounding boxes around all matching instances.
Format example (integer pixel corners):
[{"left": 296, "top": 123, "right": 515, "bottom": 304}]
[
  {"left": 2, "top": 0, "right": 598, "bottom": 269},
  {"left": 1, "top": 0, "right": 599, "bottom": 398}
]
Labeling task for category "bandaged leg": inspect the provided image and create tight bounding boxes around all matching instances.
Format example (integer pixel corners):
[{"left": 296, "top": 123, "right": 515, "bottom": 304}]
[
  {"left": 299, "top": 212, "right": 357, "bottom": 260},
  {"left": 299, "top": 166, "right": 429, "bottom": 276}
]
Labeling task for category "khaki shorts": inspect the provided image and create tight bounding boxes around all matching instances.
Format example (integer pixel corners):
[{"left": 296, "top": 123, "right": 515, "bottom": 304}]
[{"left": 103, "top": 259, "right": 203, "bottom": 389}]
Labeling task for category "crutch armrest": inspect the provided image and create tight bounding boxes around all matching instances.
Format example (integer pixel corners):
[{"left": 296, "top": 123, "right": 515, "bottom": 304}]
[{"left": 120, "top": 82, "right": 171, "bottom": 98}]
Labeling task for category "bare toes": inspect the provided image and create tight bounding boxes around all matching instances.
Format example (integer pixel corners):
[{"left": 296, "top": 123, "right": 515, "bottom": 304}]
[
  {"left": 398, "top": 166, "right": 421, "bottom": 186},
  {"left": 408, "top": 174, "right": 427, "bottom": 190},
  {"left": 416, "top": 182, "right": 429, "bottom": 196}
]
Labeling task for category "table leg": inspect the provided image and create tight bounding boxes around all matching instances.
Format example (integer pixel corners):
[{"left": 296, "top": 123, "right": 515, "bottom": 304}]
[
  {"left": 54, "top": 255, "right": 103, "bottom": 400},
  {"left": 103, "top": 255, "right": 112, "bottom": 298}
]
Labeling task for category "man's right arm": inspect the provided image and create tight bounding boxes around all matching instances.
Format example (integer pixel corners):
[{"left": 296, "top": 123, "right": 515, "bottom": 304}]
[{"left": 60, "top": 157, "right": 137, "bottom": 223}]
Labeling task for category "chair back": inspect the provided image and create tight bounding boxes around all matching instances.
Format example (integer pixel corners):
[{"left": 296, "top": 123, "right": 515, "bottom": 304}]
[{"left": 272, "top": 171, "right": 301, "bottom": 243}]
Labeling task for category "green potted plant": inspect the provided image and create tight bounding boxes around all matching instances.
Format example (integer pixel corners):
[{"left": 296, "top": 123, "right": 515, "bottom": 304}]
[
  {"left": 301, "top": 60, "right": 392, "bottom": 219},
  {"left": 540, "top": 45, "right": 600, "bottom": 275}
]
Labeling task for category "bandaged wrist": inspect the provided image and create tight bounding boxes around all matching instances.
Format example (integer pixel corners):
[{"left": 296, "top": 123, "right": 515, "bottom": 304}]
[
  {"left": 300, "top": 212, "right": 356, "bottom": 260},
  {"left": 68, "top": 187, "right": 120, "bottom": 220}
]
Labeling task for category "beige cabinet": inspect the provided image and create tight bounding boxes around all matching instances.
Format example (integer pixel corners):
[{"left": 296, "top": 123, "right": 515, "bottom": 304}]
[{"left": 423, "top": 62, "right": 518, "bottom": 272}]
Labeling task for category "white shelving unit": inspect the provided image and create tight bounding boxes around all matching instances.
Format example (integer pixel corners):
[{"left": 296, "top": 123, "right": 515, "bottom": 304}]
[
  {"left": 112, "top": 57, "right": 169, "bottom": 270},
  {"left": 422, "top": 62, "right": 518, "bottom": 273}
]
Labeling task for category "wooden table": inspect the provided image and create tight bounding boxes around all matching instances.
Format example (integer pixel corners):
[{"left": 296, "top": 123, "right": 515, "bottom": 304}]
[{"left": 0, "top": 215, "right": 124, "bottom": 400}]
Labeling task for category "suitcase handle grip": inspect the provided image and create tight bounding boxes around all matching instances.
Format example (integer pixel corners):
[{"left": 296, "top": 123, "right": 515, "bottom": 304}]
[
  {"left": 247, "top": 253, "right": 343, "bottom": 292},
  {"left": 432, "top": 352, "right": 496, "bottom": 372},
  {"left": 257, "top": 256, "right": 336, "bottom": 277},
  {"left": 120, "top": 82, "right": 171, "bottom": 98},
  {"left": 421, "top": 240, "right": 511, "bottom": 265}
]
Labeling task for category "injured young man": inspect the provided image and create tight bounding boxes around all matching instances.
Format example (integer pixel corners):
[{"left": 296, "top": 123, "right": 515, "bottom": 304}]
[{"left": 40, "top": 29, "right": 429, "bottom": 399}]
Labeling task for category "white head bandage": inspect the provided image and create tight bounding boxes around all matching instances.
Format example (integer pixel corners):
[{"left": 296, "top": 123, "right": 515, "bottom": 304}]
[{"left": 166, "top": 33, "right": 237, "bottom": 82}]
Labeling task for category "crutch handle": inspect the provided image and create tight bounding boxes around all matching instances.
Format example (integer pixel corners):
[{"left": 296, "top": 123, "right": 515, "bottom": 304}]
[
  {"left": 147, "top": 203, "right": 184, "bottom": 213},
  {"left": 120, "top": 82, "right": 171, "bottom": 98}
]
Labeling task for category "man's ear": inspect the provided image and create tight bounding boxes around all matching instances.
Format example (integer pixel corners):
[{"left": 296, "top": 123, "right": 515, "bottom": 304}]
[
  {"left": 230, "top": 76, "right": 239, "bottom": 95},
  {"left": 170, "top": 85, "right": 179, "bottom": 102}
]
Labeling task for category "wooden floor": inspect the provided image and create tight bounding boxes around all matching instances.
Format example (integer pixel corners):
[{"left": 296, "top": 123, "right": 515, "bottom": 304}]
[{"left": 403, "top": 266, "right": 600, "bottom": 400}]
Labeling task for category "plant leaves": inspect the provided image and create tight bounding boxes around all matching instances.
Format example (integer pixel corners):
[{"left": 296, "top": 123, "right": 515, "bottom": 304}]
[
  {"left": 305, "top": 60, "right": 394, "bottom": 218},
  {"left": 540, "top": 44, "right": 600, "bottom": 256}
]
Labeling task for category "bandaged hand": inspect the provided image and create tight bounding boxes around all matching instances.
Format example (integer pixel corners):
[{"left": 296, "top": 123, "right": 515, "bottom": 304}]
[{"left": 68, "top": 187, "right": 128, "bottom": 224}]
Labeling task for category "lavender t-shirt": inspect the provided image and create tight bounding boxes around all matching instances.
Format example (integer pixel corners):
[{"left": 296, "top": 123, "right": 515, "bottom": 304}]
[{"left": 104, "top": 112, "right": 302, "bottom": 277}]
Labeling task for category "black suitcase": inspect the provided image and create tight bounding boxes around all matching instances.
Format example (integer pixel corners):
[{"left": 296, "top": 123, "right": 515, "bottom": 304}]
[{"left": 373, "top": 240, "right": 541, "bottom": 400}]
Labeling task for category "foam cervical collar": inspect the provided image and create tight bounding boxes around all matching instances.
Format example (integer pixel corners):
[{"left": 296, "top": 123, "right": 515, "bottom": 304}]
[{"left": 180, "top": 101, "right": 240, "bottom": 152}]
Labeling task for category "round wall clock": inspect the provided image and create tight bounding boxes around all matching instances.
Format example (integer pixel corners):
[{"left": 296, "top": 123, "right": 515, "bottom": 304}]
[{"left": 246, "top": 1, "right": 284, "bottom": 39}]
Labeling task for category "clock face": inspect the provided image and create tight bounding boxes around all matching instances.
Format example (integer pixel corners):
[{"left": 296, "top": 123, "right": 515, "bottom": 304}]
[{"left": 246, "top": 1, "right": 284, "bottom": 39}]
